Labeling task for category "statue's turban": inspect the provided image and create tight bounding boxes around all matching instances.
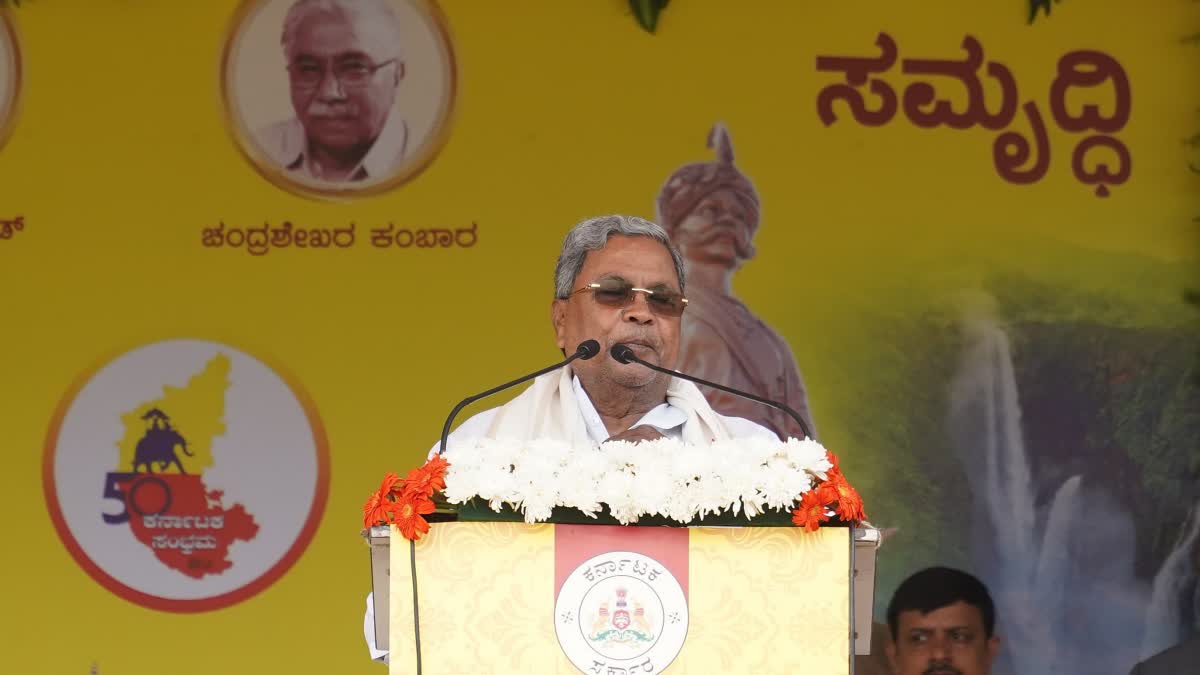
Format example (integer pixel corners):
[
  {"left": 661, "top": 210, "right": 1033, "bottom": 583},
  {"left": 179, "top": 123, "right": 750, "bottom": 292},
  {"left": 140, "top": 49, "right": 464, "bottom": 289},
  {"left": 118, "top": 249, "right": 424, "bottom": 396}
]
[{"left": 655, "top": 122, "right": 760, "bottom": 233}]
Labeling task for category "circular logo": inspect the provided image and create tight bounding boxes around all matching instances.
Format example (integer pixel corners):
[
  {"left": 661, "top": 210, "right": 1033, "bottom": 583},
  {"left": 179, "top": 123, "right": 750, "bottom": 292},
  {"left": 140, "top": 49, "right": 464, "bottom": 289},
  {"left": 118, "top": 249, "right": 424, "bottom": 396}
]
[
  {"left": 220, "top": 0, "right": 457, "bottom": 199},
  {"left": 43, "top": 339, "right": 330, "bottom": 612},
  {"left": 555, "top": 551, "right": 689, "bottom": 673},
  {"left": 0, "top": 9, "right": 23, "bottom": 154}
]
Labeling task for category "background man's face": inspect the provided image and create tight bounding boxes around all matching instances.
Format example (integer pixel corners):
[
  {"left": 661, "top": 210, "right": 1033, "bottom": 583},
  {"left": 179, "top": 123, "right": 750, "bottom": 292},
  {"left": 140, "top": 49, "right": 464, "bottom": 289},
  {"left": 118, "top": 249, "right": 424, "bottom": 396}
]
[
  {"left": 552, "top": 236, "right": 683, "bottom": 390},
  {"left": 886, "top": 601, "right": 999, "bottom": 675},
  {"left": 287, "top": 14, "right": 399, "bottom": 153},
  {"left": 671, "top": 188, "right": 756, "bottom": 268}
]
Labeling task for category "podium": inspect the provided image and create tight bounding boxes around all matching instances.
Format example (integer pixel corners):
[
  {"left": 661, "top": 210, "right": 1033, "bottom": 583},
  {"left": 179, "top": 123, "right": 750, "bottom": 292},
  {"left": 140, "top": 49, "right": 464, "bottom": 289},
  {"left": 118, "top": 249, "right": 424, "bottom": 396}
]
[{"left": 368, "top": 519, "right": 880, "bottom": 673}]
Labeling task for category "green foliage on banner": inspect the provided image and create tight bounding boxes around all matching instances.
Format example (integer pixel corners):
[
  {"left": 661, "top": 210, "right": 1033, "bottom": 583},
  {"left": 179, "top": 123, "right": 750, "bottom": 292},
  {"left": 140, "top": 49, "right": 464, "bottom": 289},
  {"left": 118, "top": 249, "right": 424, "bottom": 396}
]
[
  {"left": 1028, "top": 0, "right": 1064, "bottom": 24},
  {"left": 833, "top": 244, "right": 1200, "bottom": 616},
  {"left": 629, "top": 0, "right": 671, "bottom": 33},
  {"left": 1186, "top": 29, "right": 1200, "bottom": 390},
  {"left": 994, "top": 264, "right": 1200, "bottom": 573}
]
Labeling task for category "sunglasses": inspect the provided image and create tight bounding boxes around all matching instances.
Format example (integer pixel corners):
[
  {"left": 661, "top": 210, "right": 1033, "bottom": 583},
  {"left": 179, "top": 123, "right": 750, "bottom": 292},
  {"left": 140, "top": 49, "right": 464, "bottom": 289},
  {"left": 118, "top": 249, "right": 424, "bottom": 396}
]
[{"left": 569, "top": 277, "right": 688, "bottom": 317}]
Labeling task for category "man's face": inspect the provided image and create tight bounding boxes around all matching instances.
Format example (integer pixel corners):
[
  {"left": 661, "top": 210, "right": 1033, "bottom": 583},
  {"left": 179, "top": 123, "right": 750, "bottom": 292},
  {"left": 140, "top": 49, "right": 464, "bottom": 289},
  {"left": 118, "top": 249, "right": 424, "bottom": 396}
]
[
  {"left": 886, "top": 601, "right": 998, "bottom": 675},
  {"left": 552, "top": 236, "right": 683, "bottom": 390},
  {"left": 287, "top": 14, "right": 399, "bottom": 153},
  {"left": 671, "top": 188, "right": 756, "bottom": 267}
]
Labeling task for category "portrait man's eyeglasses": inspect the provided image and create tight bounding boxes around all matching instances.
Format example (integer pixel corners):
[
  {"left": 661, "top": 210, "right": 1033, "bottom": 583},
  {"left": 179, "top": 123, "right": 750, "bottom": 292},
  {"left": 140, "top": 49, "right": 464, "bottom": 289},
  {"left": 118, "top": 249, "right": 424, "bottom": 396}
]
[
  {"left": 569, "top": 277, "right": 688, "bottom": 318},
  {"left": 287, "top": 58, "right": 398, "bottom": 90}
]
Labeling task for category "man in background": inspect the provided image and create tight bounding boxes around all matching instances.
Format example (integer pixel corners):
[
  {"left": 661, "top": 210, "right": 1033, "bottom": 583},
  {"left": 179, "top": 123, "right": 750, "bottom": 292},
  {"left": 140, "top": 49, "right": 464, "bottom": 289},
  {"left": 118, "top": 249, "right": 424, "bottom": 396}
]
[
  {"left": 886, "top": 566, "right": 1000, "bottom": 675},
  {"left": 1129, "top": 633, "right": 1200, "bottom": 674},
  {"left": 1129, "top": 538, "right": 1200, "bottom": 673}
]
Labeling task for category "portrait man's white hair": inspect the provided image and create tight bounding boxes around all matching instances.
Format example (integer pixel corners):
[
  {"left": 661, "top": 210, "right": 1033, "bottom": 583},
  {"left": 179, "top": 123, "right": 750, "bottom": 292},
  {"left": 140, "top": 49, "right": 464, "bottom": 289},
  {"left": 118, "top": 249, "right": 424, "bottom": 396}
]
[{"left": 281, "top": 0, "right": 404, "bottom": 61}]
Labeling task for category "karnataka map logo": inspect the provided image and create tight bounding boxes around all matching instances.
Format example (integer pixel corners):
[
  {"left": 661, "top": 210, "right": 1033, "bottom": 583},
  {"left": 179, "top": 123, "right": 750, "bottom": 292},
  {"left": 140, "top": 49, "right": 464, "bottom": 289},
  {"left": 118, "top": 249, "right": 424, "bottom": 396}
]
[
  {"left": 44, "top": 340, "right": 329, "bottom": 612},
  {"left": 555, "top": 551, "right": 689, "bottom": 674}
]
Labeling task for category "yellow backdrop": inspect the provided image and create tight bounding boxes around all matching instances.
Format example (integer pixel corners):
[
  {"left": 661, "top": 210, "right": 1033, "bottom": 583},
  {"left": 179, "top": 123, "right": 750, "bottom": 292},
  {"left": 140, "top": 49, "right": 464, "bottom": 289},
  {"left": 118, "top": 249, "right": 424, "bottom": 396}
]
[{"left": 1, "top": 1, "right": 1196, "bottom": 673}]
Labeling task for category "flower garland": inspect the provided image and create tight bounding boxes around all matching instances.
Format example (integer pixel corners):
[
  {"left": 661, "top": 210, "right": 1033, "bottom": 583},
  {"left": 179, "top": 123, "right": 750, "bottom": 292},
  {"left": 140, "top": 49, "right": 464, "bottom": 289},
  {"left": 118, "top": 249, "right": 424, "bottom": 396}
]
[{"left": 364, "top": 437, "right": 866, "bottom": 541}]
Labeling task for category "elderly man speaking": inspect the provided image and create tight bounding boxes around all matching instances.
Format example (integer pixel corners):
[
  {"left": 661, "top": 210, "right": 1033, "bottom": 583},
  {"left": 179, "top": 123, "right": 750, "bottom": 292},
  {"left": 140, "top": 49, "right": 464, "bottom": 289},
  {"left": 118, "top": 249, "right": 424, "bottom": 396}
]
[{"left": 363, "top": 214, "right": 778, "bottom": 663}]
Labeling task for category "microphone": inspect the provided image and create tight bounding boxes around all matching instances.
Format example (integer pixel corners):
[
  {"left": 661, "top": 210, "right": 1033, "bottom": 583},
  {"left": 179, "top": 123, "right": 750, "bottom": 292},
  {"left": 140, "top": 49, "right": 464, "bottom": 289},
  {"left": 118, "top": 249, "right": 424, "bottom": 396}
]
[
  {"left": 610, "top": 343, "right": 813, "bottom": 440},
  {"left": 437, "top": 339, "right": 600, "bottom": 454}
]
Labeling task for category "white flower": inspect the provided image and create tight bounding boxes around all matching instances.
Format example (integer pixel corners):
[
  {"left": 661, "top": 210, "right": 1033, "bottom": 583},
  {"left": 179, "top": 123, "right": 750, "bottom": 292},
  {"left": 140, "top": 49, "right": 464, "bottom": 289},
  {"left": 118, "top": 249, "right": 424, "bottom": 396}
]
[
  {"left": 630, "top": 464, "right": 674, "bottom": 517},
  {"left": 437, "top": 436, "right": 835, "bottom": 525},
  {"left": 759, "top": 456, "right": 803, "bottom": 510},
  {"left": 785, "top": 437, "right": 832, "bottom": 476},
  {"left": 442, "top": 464, "right": 480, "bottom": 504}
]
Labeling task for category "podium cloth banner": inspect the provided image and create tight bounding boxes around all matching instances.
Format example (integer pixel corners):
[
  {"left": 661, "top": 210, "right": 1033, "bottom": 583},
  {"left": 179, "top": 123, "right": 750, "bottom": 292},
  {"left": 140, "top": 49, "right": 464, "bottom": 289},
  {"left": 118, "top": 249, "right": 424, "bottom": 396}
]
[{"left": 388, "top": 522, "right": 851, "bottom": 674}]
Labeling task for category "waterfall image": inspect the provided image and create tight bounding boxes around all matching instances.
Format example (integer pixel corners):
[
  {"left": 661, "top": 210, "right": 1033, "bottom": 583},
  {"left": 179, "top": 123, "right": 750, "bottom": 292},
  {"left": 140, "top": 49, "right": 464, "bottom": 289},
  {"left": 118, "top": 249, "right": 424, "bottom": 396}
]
[{"left": 944, "top": 299, "right": 1194, "bottom": 675}]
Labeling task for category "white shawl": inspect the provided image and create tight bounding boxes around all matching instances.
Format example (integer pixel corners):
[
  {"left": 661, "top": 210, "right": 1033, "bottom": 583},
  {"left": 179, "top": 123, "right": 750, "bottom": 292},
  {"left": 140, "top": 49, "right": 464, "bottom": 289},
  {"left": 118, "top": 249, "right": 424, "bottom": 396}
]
[{"left": 484, "top": 366, "right": 733, "bottom": 444}]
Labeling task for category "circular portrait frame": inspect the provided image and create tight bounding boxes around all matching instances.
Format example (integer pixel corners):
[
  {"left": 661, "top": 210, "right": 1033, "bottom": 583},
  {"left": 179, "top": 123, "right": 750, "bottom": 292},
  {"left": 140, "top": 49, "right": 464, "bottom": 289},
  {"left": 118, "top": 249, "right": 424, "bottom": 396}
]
[
  {"left": 0, "top": 10, "right": 24, "bottom": 155},
  {"left": 220, "top": 0, "right": 457, "bottom": 200}
]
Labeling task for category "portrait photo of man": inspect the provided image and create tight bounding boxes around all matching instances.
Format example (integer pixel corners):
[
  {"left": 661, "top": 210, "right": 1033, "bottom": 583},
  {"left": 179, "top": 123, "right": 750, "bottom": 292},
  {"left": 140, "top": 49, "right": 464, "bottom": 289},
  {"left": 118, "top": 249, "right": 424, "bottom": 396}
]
[
  {"left": 257, "top": 0, "right": 408, "bottom": 183},
  {"left": 222, "top": 0, "right": 456, "bottom": 196},
  {"left": 655, "top": 123, "right": 818, "bottom": 441}
]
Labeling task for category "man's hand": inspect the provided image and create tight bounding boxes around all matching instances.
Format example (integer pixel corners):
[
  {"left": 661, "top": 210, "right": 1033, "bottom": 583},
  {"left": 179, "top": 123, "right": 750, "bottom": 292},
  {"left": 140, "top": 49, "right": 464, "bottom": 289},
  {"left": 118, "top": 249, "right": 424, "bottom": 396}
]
[{"left": 606, "top": 425, "right": 666, "bottom": 444}]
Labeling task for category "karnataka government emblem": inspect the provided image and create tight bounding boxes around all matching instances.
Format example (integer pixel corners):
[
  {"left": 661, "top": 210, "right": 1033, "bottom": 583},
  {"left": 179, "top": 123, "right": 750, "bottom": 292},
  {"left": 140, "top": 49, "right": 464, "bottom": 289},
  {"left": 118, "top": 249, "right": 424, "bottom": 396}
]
[{"left": 555, "top": 551, "right": 689, "bottom": 673}]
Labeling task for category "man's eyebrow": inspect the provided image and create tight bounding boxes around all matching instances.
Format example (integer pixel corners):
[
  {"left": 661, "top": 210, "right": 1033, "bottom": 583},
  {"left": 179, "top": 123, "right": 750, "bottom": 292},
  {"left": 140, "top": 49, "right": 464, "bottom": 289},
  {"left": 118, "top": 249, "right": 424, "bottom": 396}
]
[
  {"left": 333, "top": 50, "right": 373, "bottom": 62},
  {"left": 289, "top": 50, "right": 373, "bottom": 62}
]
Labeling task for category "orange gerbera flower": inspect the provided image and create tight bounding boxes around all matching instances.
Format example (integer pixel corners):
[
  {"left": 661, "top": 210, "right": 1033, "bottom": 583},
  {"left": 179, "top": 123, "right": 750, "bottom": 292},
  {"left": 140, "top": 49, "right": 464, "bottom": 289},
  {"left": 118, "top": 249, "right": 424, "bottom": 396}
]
[
  {"left": 825, "top": 450, "right": 842, "bottom": 470},
  {"left": 364, "top": 457, "right": 451, "bottom": 533},
  {"left": 364, "top": 472, "right": 407, "bottom": 528},
  {"left": 402, "top": 456, "right": 449, "bottom": 499},
  {"left": 393, "top": 495, "right": 437, "bottom": 541},
  {"left": 423, "top": 455, "right": 449, "bottom": 491},
  {"left": 831, "top": 474, "right": 867, "bottom": 522},
  {"left": 363, "top": 495, "right": 406, "bottom": 528},
  {"left": 811, "top": 480, "right": 840, "bottom": 509},
  {"left": 792, "top": 489, "right": 832, "bottom": 532},
  {"left": 379, "top": 472, "right": 403, "bottom": 494},
  {"left": 362, "top": 492, "right": 383, "bottom": 529}
]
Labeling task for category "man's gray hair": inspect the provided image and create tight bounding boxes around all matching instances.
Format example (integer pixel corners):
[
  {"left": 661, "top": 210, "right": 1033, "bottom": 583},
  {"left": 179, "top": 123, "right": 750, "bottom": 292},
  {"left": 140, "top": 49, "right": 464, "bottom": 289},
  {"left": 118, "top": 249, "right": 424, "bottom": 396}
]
[
  {"left": 554, "top": 215, "right": 686, "bottom": 299},
  {"left": 281, "top": 0, "right": 403, "bottom": 60}
]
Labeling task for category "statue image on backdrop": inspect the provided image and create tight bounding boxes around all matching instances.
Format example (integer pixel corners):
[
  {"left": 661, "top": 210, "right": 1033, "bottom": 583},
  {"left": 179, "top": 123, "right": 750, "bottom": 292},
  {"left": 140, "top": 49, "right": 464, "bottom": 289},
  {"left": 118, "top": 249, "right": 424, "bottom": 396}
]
[{"left": 655, "top": 123, "right": 817, "bottom": 440}]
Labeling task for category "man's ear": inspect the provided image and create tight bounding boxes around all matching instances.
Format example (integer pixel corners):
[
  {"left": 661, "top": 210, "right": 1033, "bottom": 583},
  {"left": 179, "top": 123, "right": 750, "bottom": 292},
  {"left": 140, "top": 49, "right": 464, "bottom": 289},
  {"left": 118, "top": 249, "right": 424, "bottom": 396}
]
[
  {"left": 394, "top": 61, "right": 406, "bottom": 85},
  {"left": 551, "top": 299, "right": 567, "bottom": 350},
  {"left": 985, "top": 634, "right": 1000, "bottom": 665}
]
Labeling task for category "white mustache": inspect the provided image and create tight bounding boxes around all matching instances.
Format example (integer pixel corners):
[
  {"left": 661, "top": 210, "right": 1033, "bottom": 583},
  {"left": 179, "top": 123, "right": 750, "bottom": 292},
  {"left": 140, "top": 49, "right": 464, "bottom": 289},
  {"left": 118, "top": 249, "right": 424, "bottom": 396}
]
[
  {"left": 307, "top": 104, "right": 359, "bottom": 118},
  {"left": 613, "top": 336, "right": 659, "bottom": 351}
]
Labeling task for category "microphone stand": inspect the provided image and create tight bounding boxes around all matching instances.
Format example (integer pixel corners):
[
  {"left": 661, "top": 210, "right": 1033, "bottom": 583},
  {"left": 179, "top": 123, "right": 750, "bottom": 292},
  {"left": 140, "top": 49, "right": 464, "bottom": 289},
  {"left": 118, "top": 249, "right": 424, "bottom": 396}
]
[
  {"left": 611, "top": 344, "right": 812, "bottom": 441},
  {"left": 437, "top": 339, "right": 600, "bottom": 454}
]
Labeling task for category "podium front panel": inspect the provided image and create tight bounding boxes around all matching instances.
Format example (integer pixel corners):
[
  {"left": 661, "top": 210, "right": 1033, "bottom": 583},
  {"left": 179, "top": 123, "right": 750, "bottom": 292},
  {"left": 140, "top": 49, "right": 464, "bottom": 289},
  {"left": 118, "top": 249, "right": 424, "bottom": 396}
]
[{"left": 389, "top": 522, "right": 851, "bottom": 673}]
